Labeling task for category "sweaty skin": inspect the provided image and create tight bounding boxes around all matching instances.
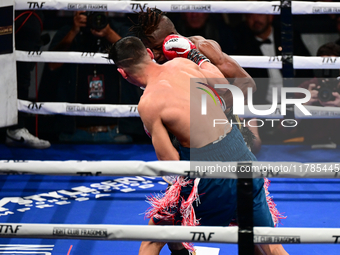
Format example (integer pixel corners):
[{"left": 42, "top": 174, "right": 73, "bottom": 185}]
[{"left": 137, "top": 57, "right": 230, "bottom": 160}]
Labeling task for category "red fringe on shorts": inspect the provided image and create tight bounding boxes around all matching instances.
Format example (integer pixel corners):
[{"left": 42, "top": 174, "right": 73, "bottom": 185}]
[{"left": 145, "top": 177, "right": 285, "bottom": 252}]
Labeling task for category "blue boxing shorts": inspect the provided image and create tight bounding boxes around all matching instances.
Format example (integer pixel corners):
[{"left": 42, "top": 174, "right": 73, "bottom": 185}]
[{"left": 149, "top": 125, "right": 274, "bottom": 228}]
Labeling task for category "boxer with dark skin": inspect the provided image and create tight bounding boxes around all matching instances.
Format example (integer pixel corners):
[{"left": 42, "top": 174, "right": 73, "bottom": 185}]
[{"left": 108, "top": 36, "right": 288, "bottom": 255}]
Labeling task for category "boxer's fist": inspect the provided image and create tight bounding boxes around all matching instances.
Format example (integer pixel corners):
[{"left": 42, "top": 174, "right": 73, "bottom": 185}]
[{"left": 162, "top": 35, "right": 196, "bottom": 60}]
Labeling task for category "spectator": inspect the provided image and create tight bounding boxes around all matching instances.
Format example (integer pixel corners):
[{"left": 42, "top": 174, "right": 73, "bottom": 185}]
[
  {"left": 234, "top": 14, "right": 312, "bottom": 142},
  {"left": 297, "top": 42, "right": 340, "bottom": 145},
  {"left": 6, "top": 11, "right": 51, "bottom": 149},
  {"left": 174, "top": 12, "right": 236, "bottom": 54},
  {"left": 38, "top": 11, "right": 134, "bottom": 143},
  {"left": 234, "top": 14, "right": 312, "bottom": 104}
]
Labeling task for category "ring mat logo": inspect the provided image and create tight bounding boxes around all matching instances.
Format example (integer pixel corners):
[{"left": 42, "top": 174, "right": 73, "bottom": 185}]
[{"left": 0, "top": 176, "right": 167, "bottom": 217}]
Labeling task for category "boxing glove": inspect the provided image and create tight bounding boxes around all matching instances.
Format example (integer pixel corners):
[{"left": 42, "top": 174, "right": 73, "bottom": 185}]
[
  {"left": 162, "top": 35, "right": 196, "bottom": 60},
  {"left": 163, "top": 34, "right": 210, "bottom": 66}
]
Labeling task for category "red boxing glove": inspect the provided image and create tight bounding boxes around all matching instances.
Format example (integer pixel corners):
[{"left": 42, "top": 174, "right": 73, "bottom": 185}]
[
  {"left": 163, "top": 34, "right": 211, "bottom": 66},
  {"left": 162, "top": 34, "right": 196, "bottom": 60}
]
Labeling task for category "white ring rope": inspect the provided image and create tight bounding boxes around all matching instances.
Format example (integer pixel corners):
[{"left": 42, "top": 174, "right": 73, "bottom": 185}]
[
  {"left": 16, "top": 51, "right": 340, "bottom": 70},
  {"left": 14, "top": 0, "right": 340, "bottom": 15},
  {"left": 0, "top": 223, "right": 339, "bottom": 244},
  {"left": 0, "top": 160, "right": 339, "bottom": 179},
  {"left": 18, "top": 99, "right": 139, "bottom": 118},
  {"left": 18, "top": 100, "right": 340, "bottom": 119},
  {"left": 15, "top": 0, "right": 282, "bottom": 14}
]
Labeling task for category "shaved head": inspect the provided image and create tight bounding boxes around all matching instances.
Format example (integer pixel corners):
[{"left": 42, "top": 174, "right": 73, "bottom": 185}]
[{"left": 108, "top": 36, "right": 148, "bottom": 70}]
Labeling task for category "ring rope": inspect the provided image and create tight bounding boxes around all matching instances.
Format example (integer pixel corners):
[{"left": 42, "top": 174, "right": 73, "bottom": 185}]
[
  {"left": 17, "top": 100, "right": 340, "bottom": 119},
  {"left": 16, "top": 51, "right": 340, "bottom": 70},
  {"left": 0, "top": 223, "right": 339, "bottom": 244},
  {"left": 14, "top": 0, "right": 340, "bottom": 15},
  {"left": 0, "top": 160, "right": 339, "bottom": 179},
  {"left": 15, "top": 0, "right": 282, "bottom": 14},
  {"left": 18, "top": 99, "right": 139, "bottom": 118}
]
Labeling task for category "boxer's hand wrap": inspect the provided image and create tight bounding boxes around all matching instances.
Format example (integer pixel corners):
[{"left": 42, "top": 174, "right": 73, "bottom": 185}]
[
  {"left": 163, "top": 35, "right": 196, "bottom": 60},
  {"left": 143, "top": 124, "right": 151, "bottom": 138},
  {"left": 187, "top": 48, "right": 210, "bottom": 67}
]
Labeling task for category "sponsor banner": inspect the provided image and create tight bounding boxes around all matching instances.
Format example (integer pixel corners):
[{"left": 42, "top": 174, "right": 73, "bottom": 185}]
[
  {"left": 16, "top": 51, "right": 340, "bottom": 70},
  {"left": 0, "top": 223, "right": 238, "bottom": 242},
  {"left": 254, "top": 227, "right": 340, "bottom": 244},
  {"left": 15, "top": 50, "right": 109, "bottom": 64},
  {"left": 254, "top": 235, "right": 301, "bottom": 243},
  {"left": 18, "top": 99, "right": 140, "bottom": 117},
  {"left": 53, "top": 227, "right": 107, "bottom": 237},
  {"left": 17, "top": 99, "right": 340, "bottom": 120},
  {"left": 293, "top": 1, "right": 340, "bottom": 14},
  {"left": 231, "top": 55, "right": 282, "bottom": 69},
  {"left": 15, "top": 0, "right": 281, "bottom": 14},
  {"left": 1, "top": 223, "right": 340, "bottom": 243},
  {"left": 294, "top": 56, "right": 340, "bottom": 69}
]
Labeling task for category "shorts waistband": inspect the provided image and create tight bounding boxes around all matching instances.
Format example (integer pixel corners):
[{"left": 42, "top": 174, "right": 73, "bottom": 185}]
[{"left": 179, "top": 125, "right": 257, "bottom": 162}]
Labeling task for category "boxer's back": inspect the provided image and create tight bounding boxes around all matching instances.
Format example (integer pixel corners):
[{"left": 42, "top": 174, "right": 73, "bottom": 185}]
[{"left": 140, "top": 58, "right": 229, "bottom": 148}]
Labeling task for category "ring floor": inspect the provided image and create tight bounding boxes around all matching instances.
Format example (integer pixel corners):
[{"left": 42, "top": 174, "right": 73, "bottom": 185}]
[{"left": 0, "top": 144, "right": 339, "bottom": 255}]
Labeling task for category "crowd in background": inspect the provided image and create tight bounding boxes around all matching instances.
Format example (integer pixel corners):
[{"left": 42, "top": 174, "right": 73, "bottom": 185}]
[{"left": 3, "top": 6, "right": 340, "bottom": 152}]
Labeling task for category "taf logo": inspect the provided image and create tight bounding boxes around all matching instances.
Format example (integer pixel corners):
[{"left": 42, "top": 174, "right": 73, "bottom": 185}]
[
  {"left": 322, "top": 57, "right": 337, "bottom": 64},
  {"left": 0, "top": 225, "right": 22, "bottom": 234},
  {"left": 268, "top": 56, "right": 282, "bottom": 62},
  {"left": 272, "top": 5, "right": 281, "bottom": 12},
  {"left": 81, "top": 52, "right": 95, "bottom": 57},
  {"left": 27, "top": 2, "right": 45, "bottom": 8},
  {"left": 129, "top": 106, "right": 138, "bottom": 112},
  {"left": 27, "top": 103, "right": 43, "bottom": 110},
  {"left": 334, "top": 235, "right": 340, "bottom": 243},
  {"left": 27, "top": 51, "right": 42, "bottom": 56},
  {"left": 130, "top": 3, "right": 148, "bottom": 11},
  {"left": 190, "top": 231, "right": 214, "bottom": 241}
]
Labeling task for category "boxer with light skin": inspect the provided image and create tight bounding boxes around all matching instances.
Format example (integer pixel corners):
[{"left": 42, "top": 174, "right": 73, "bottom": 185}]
[{"left": 108, "top": 36, "right": 288, "bottom": 255}]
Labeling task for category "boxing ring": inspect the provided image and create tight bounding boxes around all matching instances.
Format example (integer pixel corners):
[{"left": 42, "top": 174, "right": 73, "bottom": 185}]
[{"left": 1, "top": 0, "right": 340, "bottom": 254}]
